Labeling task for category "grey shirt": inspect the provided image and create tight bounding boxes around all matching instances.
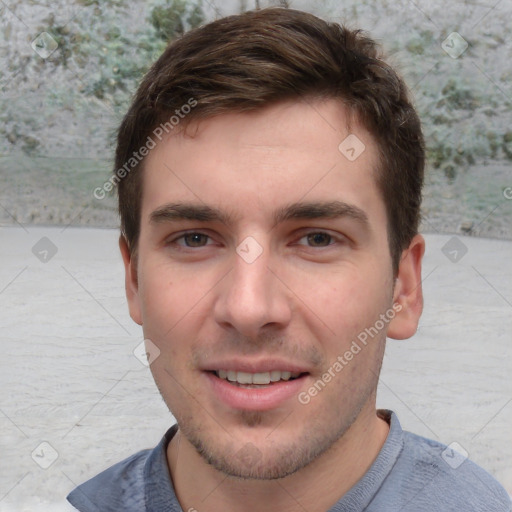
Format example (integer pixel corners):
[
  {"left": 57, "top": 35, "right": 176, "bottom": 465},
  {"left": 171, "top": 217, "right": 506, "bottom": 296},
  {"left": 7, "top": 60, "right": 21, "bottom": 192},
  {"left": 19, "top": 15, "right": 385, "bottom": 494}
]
[{"left": 67, "top": 410, "right": 511, "bottom": 511}]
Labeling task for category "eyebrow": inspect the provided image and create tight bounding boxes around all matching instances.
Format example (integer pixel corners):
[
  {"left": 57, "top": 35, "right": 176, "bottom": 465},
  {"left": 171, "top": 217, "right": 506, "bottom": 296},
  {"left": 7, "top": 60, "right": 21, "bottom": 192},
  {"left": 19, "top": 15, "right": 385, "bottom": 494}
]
[
  {"left": 149, "top": 200, "right": 369, "bottom": 228},
  {"left": 273, "top": 201, "right": 369, "bottom": 227}
]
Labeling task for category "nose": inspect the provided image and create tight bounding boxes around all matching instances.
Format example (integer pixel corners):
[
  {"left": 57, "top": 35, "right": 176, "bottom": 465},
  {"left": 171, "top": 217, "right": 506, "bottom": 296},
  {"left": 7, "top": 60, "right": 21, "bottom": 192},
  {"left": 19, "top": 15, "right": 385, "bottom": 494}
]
[{"left": 213, "top": 241, "right": 292, "bottom": 339}]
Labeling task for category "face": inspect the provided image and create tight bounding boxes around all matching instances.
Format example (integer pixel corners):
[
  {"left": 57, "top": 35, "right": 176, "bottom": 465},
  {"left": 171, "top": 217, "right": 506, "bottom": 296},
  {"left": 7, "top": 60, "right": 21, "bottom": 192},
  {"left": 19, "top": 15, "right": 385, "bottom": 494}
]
[{"left": 121, "top": 98, "right": 423, "bottom": 480}]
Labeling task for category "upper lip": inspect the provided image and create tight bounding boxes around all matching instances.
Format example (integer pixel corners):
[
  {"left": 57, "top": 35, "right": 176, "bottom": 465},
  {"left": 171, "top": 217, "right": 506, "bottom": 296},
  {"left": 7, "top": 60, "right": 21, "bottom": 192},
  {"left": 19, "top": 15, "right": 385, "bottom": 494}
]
[{"left": 202, "top": 358, "right": 311, "bottom": 374}]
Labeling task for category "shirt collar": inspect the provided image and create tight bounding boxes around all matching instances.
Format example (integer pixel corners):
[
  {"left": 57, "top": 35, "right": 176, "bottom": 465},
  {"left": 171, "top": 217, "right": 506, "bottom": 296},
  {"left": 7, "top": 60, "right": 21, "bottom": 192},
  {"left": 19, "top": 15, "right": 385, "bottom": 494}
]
[{"left": 144, "top": 423, "right": 181, "bottom": 512}]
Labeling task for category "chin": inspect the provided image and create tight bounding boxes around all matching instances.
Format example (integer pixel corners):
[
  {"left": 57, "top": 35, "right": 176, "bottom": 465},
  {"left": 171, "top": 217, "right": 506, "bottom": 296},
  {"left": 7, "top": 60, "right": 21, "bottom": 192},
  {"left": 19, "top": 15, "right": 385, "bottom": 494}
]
[{"left": 180, "top": 410, "right": 355, "bottom": 481}]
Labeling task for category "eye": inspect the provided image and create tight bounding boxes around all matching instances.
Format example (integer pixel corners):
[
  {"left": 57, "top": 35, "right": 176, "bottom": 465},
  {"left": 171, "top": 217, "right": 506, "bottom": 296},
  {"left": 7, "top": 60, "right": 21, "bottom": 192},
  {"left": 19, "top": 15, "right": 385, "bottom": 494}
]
[
  {"left": 298, "top": 232, "right": 335, "bottom": 247},
  {"left": 172, "top": 232, "right": 212, "bottom": 248}
]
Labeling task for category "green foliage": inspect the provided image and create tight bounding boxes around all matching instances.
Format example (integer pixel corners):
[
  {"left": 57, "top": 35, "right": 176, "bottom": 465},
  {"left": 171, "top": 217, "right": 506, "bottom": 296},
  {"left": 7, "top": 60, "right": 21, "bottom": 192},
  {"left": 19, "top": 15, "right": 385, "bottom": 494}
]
[
  {"left": 151, "top": 4, "right": 186, "bottom": 40},
  {"left": 81, "top": 0, "right": 204, "bottom": 104},
  {"left": 150, "top": 0, "right": 205, "bottom": 41},
  {"left": 487, "top": 131, "right": 499, "bottom": 159},
  {"left": 443, "top": 163, "right": 456, "bottom": 183},
  {"left": 42, "top": 0, "right": 205, "bottom": 107},
  {"left": 2, "top": 0, "right": 510, "bottom": 170},
  {"left": 503, "top": 131, "right": 512, "bottom": 160},
  {"left": 438, "top": 79, "right": 478, "bottom": 110},
  {"left": 48, "top": 25, "right": 76, "bottom": 66},
  {"left": 405, "top": 31, "right": 434, "bottom": 55},
  {"left": 419, "top": 67, "right": 511, "bottom": 176},
  {"left": 187, "top": 1, "right": 205, "bottom": 29},
  {"left": 21, "top": 135, "right": 40, "bottom": 155}
]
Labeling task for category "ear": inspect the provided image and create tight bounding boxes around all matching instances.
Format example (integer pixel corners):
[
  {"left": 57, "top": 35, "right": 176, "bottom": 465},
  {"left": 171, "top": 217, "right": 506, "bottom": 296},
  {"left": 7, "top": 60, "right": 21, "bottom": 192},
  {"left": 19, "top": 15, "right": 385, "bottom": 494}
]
[
  {"left": 119, "top": 235, "right": 142, "bottom": 326},
  {"left": 387, "top": 234, "right": 425, "bottom": 340}
]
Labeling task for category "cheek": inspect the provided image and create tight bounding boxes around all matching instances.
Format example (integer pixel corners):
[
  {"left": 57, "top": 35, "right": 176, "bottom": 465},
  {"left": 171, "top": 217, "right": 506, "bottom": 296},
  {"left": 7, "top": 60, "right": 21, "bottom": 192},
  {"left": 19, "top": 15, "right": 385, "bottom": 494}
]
[
  {"left": 138, "top": 263, "right": 211, "bottom": 360},
  {"left": 294, "top": 265, "right": 388, "bottom": 336},
  {"left": 137, "top": 263, "right": 185, "bottom": 347},
  {"left": 138, "top": 256, "right": 195, "bottom": 320},
  {"left": 139, "top": 273, "right": 172, "bottom": 323}
]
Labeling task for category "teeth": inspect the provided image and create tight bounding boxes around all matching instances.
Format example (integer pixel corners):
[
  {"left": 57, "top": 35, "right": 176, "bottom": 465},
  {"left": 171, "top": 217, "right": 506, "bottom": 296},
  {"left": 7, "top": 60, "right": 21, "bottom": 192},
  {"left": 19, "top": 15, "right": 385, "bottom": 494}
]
[
  {"left": 269, "top": 370, "right": 281, "bottom": 382},
  {"left": 216, "top": 370, "right": 301, "bottom": 385},
  {"left": 237, "top": 371, "right": 253, "bottom": 384},
  {"left": 252, "top": 372, "right": 271, "bottom": 385}
]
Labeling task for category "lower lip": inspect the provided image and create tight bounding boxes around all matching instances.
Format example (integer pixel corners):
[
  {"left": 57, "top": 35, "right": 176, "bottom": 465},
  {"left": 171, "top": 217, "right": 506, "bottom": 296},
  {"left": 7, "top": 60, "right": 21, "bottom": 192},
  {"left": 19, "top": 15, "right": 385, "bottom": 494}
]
[{"left": 204, "top": 372, "right": 308, "bottom": 411}]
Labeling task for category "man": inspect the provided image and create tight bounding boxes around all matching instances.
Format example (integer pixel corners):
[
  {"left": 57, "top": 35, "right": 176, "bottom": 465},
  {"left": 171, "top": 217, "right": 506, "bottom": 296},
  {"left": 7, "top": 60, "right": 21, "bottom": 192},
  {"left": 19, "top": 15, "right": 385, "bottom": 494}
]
[{"left": 68, "top": 7, "right": 511, "bottom": 512}]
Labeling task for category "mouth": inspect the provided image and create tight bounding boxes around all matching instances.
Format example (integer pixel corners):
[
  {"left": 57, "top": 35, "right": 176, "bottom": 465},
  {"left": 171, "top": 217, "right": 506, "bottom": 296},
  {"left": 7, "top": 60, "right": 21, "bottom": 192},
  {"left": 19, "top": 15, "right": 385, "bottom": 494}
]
[
  {"left": 210, "top": 370, "right": 305, "bottom": 388},
  {"left": 204, "top": 369, "right": 310, "bottom": 411}
]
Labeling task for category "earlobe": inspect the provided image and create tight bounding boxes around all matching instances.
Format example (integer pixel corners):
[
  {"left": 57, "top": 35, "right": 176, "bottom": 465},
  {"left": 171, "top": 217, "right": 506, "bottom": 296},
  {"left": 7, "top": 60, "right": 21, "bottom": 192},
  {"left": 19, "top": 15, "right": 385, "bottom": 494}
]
[
  {"left": 387, "top": 234, "right": 425, "bottom": 340},
  {"left": 119, "top": 235, "right": 143, "bottom": 326}
]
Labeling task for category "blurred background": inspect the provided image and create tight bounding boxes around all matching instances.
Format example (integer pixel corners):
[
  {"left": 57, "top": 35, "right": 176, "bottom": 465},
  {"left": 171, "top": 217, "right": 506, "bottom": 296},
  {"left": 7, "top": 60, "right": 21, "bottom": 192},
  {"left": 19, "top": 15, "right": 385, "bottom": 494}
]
[
  {"left": 0, "top": 0, "right": 511, "bottom": 236},
  {"left": 1, "top": 1, "right": 511, "bottom": 509}
]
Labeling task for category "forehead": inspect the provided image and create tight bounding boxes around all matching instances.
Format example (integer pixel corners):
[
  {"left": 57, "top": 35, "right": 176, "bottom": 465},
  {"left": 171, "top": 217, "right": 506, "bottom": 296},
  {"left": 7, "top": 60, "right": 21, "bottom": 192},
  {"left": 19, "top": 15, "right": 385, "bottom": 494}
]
[{"left": 139, "top": 98, "right": 385, "bottom": 228}]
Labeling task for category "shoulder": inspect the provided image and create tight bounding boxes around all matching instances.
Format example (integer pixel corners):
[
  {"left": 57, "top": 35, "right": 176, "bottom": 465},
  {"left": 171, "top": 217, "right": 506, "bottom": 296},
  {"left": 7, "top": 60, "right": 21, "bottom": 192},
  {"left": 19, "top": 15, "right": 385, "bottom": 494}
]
[
  {"left": 67, "top": 425, "right": 180, "bottom": 512},
  {"left": 66, "top": 449, "right": 151, "bottom": 512},
  {"left": 391, "top": 430, "right": 511, "bottom": 511}
]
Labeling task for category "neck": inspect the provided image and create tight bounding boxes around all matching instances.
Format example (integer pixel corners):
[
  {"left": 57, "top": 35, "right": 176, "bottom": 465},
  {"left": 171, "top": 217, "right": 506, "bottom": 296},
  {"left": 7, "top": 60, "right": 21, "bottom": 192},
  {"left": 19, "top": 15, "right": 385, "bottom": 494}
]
[{"left": 167, "top": 407, "right": 389, "bottom": 512}]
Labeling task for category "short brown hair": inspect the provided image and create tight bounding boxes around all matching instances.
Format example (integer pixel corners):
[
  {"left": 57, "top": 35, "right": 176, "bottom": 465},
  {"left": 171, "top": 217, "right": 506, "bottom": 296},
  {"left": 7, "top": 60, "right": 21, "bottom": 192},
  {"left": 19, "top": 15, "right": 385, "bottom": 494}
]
[{"left": 116, "top": 7, "right": 424, "bottom": 273}]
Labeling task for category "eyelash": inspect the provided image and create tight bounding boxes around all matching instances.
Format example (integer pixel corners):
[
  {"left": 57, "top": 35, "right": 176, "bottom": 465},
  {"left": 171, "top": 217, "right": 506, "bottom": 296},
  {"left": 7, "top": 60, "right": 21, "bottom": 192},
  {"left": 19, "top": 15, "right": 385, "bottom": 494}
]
[{"left": 168, "top": 230, "right": 341, "bottom": 249}]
